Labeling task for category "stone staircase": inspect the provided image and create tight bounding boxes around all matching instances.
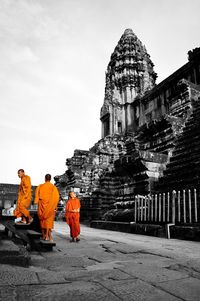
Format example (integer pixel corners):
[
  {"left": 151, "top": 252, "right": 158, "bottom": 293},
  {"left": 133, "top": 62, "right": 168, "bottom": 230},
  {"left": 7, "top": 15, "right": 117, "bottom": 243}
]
[
  {"left": 0, "top": 215, "right": 58, "bottom": 268},
  {"left": 158, "top": 98, "right": 200, "bottom": 191}
]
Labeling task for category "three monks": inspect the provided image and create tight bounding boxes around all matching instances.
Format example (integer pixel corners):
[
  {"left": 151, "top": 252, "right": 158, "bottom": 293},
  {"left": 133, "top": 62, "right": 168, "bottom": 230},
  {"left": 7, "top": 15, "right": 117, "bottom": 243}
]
[
  {"left": 14, "top": 169, "right": 33, "bottom": 225},
  {"left": 34, "top": 174, "right": 59, "bottom": 241},
  {"left": 14, "top": 169, "right": 81, "bottom": 243},
  {"left": 65, "top": 191, "right": 81, "bottom": 242}
]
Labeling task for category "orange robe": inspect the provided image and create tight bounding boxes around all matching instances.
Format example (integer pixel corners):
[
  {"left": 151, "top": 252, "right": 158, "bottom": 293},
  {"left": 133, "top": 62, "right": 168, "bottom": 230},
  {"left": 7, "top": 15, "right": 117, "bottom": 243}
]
[
  {"left": 65, "top": 197, "right": 81, "bottom": 239},
  {"left": 14, "top": 175, "right": 32, "bottom": 218},
  {"left": 34, "top": 182, "right": 59, "bottom": 230}
]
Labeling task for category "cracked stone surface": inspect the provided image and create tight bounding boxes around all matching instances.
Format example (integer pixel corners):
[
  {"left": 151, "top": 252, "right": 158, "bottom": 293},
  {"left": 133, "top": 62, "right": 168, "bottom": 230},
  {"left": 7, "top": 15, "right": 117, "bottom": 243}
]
[{"left": 0, "top": 221, "right": 200, "bottom": 300}]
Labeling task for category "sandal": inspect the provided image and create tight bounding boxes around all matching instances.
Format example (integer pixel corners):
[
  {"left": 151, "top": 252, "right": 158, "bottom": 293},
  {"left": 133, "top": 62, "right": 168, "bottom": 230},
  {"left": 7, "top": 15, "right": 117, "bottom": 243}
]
[{"left": 15, "top": 221, "right": 26, "bottom": 225}]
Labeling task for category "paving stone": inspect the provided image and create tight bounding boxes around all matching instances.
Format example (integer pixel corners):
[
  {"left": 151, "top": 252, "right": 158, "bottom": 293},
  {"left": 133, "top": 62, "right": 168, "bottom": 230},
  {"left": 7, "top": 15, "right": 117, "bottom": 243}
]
[
  {"left": 5, "top": 281, "right": 121, "bottom": 301},
  {"left": 36, "top": 270, "right": 71, "bottom": 284},
  {"left": 0, "top": 285, "right": 16, "bottom": 300},
  {"left": 0, "top": 240, "right": 30, "bottom": 267},
  {"left": 158, "top": 277, "right": 200, "bottom": 301},
  {"left": 101, "top": 278, "right": 181, "bottom": 301},
  {"left": 116, "top": 261, "right": 189, "bottom": 284},
  {"left": 1, "top": 223, "right": 200, "bottom": 300},
  {"left": 0, "top": 264, "right": 38, "bottom": 286},
  {"left": 0, "top": 239, "right": 19, "bottom": 255},
  {"left": 86, "top": 260, "right": 122, "bottom": 271}
]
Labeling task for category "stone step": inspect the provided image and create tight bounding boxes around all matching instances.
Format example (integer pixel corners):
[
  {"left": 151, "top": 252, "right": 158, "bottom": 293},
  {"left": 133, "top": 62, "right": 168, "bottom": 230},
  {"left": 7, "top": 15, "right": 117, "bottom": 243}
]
[
  {"left": 1, "top": 220, "right": 29, "bottom": 243},
  {"left": 0, "top": 239, "right": 30, "bottom": 267},
  {"left": 14, "top": 223, "right": 32, "bottom": 229},
  {"left": 173, "top": 137, "right": 200, "bottom": 155},
  {"left": 170, "top": 147, "right": 200, "bottom": 162},
  {"left": 26, "top": 230, "right": 42, "bottom": 239},
  {"left": 167, "top": 151, "right": 200, "bottom": 168},
  {"left": 184, "top": 117, "right": 200, "bottom": 127},
  {"left": 40, "top": 239, "right": 56, "bottom": 247},
  {"left": 163, "top": 161, "right": 200, "bottom": 177},
  {"left": 160, "top": 168, "right": 199, "bottom": 186},
  {"left": 157, "top": 180, "right": 197, "bottom": 193},
  {"left": 39, "top": 239, "right": 56, "bottom": 251},
  {"left": 176, "top": 128, "right": 200, "bottom": 144}
]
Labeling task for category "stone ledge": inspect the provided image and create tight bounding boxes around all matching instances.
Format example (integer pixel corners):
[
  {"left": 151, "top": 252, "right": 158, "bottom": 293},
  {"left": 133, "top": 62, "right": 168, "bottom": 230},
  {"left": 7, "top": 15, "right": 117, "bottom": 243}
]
[
  {"left": 90, "top": 220, "right": 131, "bottom": 233},
  {"left": 90, "top": 220, "right": 200, "bottom": 241},
  {"left": 130, "top": 222, "right": 166, "bottom": 238},
  {"left": 170, "top": 225, "right": 200, "bottom": 241},
  {"left": 91, "top": 220, "right": 165, "bottom": 237},
  {"left": 0, "top": 239, "right": 30, "bottom": 267}
]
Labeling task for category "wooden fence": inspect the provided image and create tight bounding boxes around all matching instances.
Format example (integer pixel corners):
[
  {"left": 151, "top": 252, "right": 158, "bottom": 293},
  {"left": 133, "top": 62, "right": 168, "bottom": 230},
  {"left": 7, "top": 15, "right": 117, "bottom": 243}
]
[{"left": 135, "top": 189, "right": 199, "bottom": 224}]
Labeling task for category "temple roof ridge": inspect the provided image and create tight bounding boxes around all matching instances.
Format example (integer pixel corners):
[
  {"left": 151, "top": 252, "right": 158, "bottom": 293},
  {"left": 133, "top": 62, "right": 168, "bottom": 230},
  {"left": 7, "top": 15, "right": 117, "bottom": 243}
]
[{"left": 123, "top": 28, "right": 135, "bottom": 36}]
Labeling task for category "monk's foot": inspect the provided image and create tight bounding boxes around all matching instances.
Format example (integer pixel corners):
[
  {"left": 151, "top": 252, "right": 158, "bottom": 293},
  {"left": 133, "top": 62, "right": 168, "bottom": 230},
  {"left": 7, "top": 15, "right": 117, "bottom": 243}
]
[
  {"left": 16, "top": 218, "right": 27, "bottom": 224},
  {"left": 70, "top": 238, "right": 75, "bottom": 243},
  {"left": 15, "top": 221, "right": 26, "bottom": 225},
  {"left": 27, "top": 217, "right": 33, "bottom": 225},
  {"left": 75, "top": 238, "right": 80, "bottom": 242}
]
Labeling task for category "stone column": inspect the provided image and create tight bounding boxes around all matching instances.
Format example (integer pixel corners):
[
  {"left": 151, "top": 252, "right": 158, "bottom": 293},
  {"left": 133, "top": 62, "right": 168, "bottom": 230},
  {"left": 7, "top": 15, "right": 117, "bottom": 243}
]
[
  {"left": 109, "top": 105, "right": 113, "bottom": 135},
  {"left": 101, "top": 121, "right": 104, "bottom": 139},
  {"left": 126, "top": 103, "right": 133, "bottom": 131},
  {"left": 126, "top": 87, "right": 132, "bottom": 103},
  {"left": 122, "top": 105, "right": 126, "bottom": 133}
]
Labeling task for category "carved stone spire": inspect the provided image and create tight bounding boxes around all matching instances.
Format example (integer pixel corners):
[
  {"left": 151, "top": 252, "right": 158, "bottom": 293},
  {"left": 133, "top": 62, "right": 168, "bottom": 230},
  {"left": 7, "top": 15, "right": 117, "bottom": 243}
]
[
  {"left": 106, "top": 28, "right": 157, "bottom": 99},
  {"left": 101, "top": 29, "right": 157, "bottom": 138}
]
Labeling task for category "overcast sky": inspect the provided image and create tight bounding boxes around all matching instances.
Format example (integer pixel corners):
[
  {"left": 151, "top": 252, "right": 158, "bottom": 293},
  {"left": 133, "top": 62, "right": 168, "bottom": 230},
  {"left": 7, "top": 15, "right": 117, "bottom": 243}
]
[{"left": 0, "top": 0, "right": 200, "bottom": 186}]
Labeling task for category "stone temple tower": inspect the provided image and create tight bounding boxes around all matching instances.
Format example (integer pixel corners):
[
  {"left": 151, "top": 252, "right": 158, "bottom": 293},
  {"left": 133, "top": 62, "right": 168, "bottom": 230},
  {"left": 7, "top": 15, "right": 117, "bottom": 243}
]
[
  {"left": 55, "top": 28, "right": 200, "bottom": 224},
  {"left": 100, "top": 29, "right": 157, "bottom": 138}
]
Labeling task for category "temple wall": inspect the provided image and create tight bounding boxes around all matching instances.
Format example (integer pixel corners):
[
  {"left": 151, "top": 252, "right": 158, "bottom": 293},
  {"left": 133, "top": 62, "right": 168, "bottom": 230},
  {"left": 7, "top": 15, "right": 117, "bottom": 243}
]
[
  {"left": 0, "top": 183, "right": 36, "bottom": 209},
  {"left": 55, "top": 29, "right": 200, "bottom": 221},
  {"left": 137, "top": 58, "right": 200, "bottom": 128}
]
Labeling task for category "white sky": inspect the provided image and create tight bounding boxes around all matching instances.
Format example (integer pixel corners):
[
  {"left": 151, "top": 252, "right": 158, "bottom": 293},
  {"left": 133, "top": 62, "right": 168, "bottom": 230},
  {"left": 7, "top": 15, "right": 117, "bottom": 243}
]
[{"left": 0, "top": 0, "right": 200, "bottom": 185}]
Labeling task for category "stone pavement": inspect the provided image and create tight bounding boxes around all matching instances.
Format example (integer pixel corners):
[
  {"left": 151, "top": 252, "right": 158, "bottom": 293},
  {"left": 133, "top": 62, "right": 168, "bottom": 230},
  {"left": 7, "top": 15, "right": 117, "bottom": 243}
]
[{"left": 0, "top": 221, "right": 200, "bottom": 300}]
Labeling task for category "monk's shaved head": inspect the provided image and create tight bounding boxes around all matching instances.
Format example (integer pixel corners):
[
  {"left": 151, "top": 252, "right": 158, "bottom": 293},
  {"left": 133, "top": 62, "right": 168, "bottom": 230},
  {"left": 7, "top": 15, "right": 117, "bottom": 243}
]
[
  {"left": 17, "top": 169, "right": 25, "bottom": 178},
  {"left": 45, "top": 174, "right": 51, "bottom": 181}
]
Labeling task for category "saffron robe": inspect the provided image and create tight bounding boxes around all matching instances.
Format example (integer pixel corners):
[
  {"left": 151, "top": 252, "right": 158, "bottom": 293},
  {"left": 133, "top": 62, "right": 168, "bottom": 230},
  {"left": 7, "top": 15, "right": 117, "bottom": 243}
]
[
  {"left": 34, "top": 182, "right": 59, "bottom": 230},
  {"left": 65, "top": 197, "right": 81, "bottom": 239},
  {"left": 14, "top": 175, "right": 32, "bottom": 218}
]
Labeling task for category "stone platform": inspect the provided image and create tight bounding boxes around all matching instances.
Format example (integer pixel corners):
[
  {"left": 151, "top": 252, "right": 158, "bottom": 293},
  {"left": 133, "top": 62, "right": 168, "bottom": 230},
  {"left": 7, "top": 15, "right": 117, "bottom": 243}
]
[
  {"left": 1, "top": 222, "right": 200, "bottom": 301},
  {"left": 90, "top": 220, "right": 200, "bottom": 241}
]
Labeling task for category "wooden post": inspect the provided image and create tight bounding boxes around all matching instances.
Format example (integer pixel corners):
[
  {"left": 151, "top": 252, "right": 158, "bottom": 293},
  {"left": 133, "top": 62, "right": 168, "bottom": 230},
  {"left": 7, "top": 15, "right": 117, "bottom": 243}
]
[
  {"left": 138, "top": 196, "right": 141, "bottom": 221},
  {"left": 148, "top": 196, "right": 150, "bottom": 221},
  {"left": 163, "top": 193, "right": 165, "bottom": 222},
  {"left": 135, "top": 196, "right": 137, "bottom": 222},
  {"left": 172, "top": 190, "right": 176, "bottom": 224},
  {"left": 141, "top": 197, "right": 143, "bottom": 221},
  {"left": 151, "top": 195, "right": 154, "bottom": 222},
  {"left": 158, "top": 193, "right": 161, "bottom": 222},
  {"left": 178, "top": 191, "right": 180, "bottom": 223},
  {"left": 183, "top": 189, "right": 186, "bottom": 223},
  {"left": 188, "top": 189, "right": 192, "bottom": 223},
  {"left": 167, "top": 192, "right": 170, "bottom": 222},
  {"left": 144, "top": 196, "right": 147, "bottom": 222},
  {"left": 155, "top": 194, "right": 158, "bottom": 222},
  {"left": 194, "top": 188, "right": 198, "bottom": 223}
]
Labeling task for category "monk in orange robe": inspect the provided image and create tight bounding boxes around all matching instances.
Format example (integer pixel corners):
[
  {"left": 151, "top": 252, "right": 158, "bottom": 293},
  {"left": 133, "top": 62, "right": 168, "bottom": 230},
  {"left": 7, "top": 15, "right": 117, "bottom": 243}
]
[
  {"left": 34, "top": 174, "right": 59, "bottom": 241},
  {"left": 14, "top": 169, "right": 33, "bottom": 224},
  {"left": 65, "top": 191, "right": 81, "bottom": 242}
]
